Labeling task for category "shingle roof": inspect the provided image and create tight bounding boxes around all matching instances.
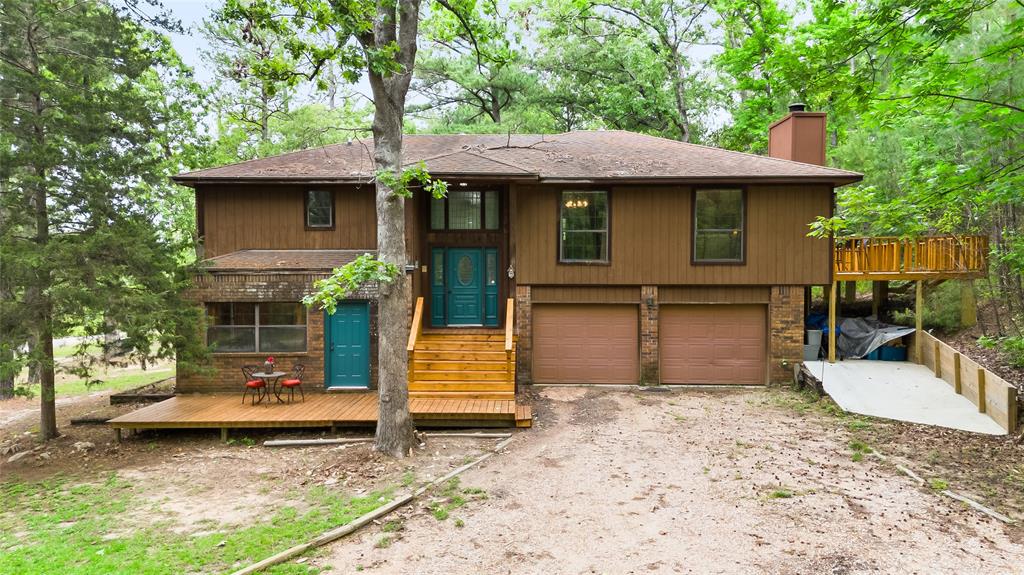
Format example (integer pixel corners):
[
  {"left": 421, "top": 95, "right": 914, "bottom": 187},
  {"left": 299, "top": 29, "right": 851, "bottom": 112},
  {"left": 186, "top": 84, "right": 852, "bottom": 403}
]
[
  {"left": 202, "top": 249, "right": 372, "bottom": 272},
  {"left": 174, "top": 130, "right": 862, "bottom": 185}
]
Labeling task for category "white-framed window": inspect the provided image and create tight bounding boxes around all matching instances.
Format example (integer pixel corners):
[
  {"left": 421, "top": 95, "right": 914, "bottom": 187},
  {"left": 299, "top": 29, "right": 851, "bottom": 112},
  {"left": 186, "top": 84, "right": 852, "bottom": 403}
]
[
  {"left": 559, "top": 190, "right": 609, "bottom": 263},
  {"left": 206, "top": 302, "right": 307, "bottom": 353}
]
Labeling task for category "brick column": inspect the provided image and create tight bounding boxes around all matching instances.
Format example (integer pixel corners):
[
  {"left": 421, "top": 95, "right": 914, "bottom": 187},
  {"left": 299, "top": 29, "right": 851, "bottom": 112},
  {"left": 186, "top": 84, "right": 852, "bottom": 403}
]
[
  {"left": 640, "top": 285, "right": 659, "bottom": 384},
  {"left": 514, "top": 285, "right": 532, "bottom": 385},
  {"left": 769, "top": 285, "right": 805, "bottom": 385}
]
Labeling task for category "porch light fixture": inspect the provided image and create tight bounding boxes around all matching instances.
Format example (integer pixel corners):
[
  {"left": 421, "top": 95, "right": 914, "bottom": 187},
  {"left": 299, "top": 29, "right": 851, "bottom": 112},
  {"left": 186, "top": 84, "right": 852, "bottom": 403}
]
[{"left": 564, "top": 198, "right": 589, "bottom": 209}]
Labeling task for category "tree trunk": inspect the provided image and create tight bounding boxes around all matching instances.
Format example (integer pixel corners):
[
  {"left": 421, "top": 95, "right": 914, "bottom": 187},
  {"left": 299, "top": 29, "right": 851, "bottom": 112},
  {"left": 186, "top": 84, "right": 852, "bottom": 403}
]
[
  {"left": 370, "top": 109, "right": 416, "bottom": 457},
  {"left": 26, "top": 24, "right": 58, "bottom": 438},
  {"left": 31, "top": 180, "right": 58, "bottom": 440},
  {"left": 670, "top": 51, "right": 691, "bottom": 143},
  {"left": 365, "top": 0, "right": 421, "bottom": 458}
]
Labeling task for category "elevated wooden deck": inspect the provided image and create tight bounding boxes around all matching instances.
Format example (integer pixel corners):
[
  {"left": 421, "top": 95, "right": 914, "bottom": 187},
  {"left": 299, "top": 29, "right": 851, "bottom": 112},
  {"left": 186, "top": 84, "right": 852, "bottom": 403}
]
[
  {"left": 108, "top": 393, "right": 532, "bottom": 434},
  {"left": 834, "top": 235, "right": 987, "bottom": 281}
]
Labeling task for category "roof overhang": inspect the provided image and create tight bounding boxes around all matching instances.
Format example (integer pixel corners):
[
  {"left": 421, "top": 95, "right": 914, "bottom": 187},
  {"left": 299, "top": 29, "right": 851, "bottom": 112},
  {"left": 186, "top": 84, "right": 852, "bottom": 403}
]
[{"left": 171, "top": 173, "right": 543, "bottom": 188}]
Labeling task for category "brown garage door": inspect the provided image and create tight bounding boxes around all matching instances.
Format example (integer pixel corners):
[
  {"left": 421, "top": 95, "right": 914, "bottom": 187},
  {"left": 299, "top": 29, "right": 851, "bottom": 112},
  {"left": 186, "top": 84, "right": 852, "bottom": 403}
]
[
  {"left": 533, "top": 304, "right": 639, "bottom": 384},
  {"left": 661, "top": 305, "right": 766, "bottom": 385}
]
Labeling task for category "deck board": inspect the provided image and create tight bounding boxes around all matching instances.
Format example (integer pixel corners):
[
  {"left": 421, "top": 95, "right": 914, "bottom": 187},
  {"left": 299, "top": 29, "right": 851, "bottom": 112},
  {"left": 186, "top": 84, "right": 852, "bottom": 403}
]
[{"left": 108, "top": 392, "right": 526, "bottom": 430}]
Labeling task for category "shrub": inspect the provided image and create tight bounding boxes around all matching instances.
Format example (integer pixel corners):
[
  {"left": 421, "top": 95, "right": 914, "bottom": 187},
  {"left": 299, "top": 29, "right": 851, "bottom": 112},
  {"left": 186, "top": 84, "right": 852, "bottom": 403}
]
[{"left": 891, "top": 282, "right": 962, "bottom": 332}]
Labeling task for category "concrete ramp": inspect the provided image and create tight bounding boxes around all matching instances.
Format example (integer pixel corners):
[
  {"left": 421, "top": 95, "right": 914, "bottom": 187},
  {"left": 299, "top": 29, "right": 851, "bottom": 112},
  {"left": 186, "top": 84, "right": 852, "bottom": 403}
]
[{"left": 804, "top": 360, "right": 1005, "bottom": 435}]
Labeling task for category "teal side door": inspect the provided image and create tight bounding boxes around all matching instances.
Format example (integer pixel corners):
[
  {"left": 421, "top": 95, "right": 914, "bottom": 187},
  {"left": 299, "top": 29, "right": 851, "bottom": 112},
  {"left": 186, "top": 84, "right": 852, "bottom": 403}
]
[
  {"left": 446, "top": 248, "right": 484, "bottom": 325},
  {"left": 325, "top": 303, "right": 370, "bottom": 388}
]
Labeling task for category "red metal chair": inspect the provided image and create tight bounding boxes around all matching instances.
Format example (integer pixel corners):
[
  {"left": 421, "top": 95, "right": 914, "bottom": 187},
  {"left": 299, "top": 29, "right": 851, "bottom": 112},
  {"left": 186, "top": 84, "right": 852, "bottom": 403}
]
[
  {"left": 241, "top": 365, "right": 266, "bottom": 405},
  {"left": 280, "top": 364, "right": 305, "bottom": 403}
]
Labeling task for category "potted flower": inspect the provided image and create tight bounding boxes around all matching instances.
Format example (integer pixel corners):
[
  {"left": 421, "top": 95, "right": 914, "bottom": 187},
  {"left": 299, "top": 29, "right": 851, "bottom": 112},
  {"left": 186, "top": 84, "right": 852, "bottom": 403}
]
[{"left": 264, "top": 356, "right": 275, "bottom": 373}]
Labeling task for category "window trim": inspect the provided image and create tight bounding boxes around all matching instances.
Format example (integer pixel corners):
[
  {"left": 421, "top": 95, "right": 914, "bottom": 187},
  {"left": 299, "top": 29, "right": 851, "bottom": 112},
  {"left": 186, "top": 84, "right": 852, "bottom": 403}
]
[
  {"left": 690, "top": 186, "right": 747, "bottom": 266},
  {"left": 558, "top": 189, "right": 611, "bottom": 265},
  {"left": 304, "top": 189, "right": 335, "bottom": 230},
  {"left": 429, "top": 188, "right": 501, "bottom": 232},
  {"left": 207, "top": 302, "right": 308, "bottom": 354}
]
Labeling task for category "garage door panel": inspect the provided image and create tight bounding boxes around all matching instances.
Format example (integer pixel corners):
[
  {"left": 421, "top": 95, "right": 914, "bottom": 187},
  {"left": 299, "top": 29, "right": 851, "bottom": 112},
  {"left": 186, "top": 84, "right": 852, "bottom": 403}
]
[
  {"left": 533, "top": 305, "right": 639, "bottom": 384},
  {"left": 661, "top": 305, "right": 766, "bottom": 385}
]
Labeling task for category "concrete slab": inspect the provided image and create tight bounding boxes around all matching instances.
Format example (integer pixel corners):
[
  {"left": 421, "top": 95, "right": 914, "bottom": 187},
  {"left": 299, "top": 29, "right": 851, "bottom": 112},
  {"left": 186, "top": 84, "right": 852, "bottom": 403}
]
[{"left": 804, "top": 360, "right": 1005, "bottom": 435}]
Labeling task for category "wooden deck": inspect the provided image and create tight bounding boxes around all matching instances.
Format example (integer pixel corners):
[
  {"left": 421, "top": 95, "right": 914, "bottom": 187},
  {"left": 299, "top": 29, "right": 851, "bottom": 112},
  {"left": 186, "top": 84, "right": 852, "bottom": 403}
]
[{"left": 108, "top": 393, "right": 532, "bottom": 432}]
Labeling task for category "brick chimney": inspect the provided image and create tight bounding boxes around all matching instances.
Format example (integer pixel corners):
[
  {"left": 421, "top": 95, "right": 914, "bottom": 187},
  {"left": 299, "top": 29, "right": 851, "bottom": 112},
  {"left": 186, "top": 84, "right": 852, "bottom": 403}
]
[{"left": 767, "top": 103, "right": 827, "bottom": 166}]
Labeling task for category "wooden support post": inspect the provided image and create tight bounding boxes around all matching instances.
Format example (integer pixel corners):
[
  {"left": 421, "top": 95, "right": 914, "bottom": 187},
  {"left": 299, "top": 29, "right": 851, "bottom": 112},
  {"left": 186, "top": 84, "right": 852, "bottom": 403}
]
[
  {"left": 934, "top": 341, "right": 941, "bottom": 378},
  {"left": 844, "top": 281, "right": 856, "bottom": 305},
  {"left": 953, "top": 352, "right": 962, "bottom": 394},
  {"left": 977, "top": 370, "right": 986, "bottom": 413},
  {"left": 114, "top": 428, "right": 122, "bottom": 443},
  {"left": 330, "top": 423, "right": 337, "bottom": 435},
  {"left": 221, "top": 427, "right": 229, "bottom": 442},
  {"left": 914, "top": 280, "right": 924, "bottom": 364},
  {"left": 960, "top": 279, "right": 977, "bottom": 328},
  {"left": 828, "top": 281, "right": 838, "bottom": 363},
  {"left": 871, "top": 281, "right": 881, "bottom": 318}
]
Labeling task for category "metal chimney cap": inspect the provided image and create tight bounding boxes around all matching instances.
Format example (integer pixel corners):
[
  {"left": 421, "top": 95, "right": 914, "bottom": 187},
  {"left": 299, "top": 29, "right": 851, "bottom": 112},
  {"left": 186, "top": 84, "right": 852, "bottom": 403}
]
[{"left": 788, "top": 102, "right": 807, "bottom": 112}]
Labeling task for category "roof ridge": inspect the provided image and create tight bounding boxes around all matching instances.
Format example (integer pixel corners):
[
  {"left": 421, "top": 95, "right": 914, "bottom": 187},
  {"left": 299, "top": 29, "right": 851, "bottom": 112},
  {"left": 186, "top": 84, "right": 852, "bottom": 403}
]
[
  {"left": 461, "top": 150, "right": 536, "bottom": 174},
  {"left": 607, "top": 130, "right": 862, "bottom": 176}
]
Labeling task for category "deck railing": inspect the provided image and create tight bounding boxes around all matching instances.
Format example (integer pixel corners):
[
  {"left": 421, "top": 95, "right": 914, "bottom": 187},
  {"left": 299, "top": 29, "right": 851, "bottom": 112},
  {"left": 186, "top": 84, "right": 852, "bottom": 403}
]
[{"left": 834, "top": 235, "right": 988, "bottom": 279}]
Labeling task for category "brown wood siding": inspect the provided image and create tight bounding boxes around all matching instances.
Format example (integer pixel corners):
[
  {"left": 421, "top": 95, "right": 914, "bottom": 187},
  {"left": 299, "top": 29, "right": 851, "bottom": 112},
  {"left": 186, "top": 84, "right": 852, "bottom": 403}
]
[
  {"left": 200, "top": 184, "right": 377, "bottom": 258},
  {"left": 531, "top": 286, "right": 640, "bottom": 303},
  {"left": 659, "top": 286, "right": 770, "bottom": 304},
  {"left": 513, "top": 183, "right": 831, "bottom": 286}
]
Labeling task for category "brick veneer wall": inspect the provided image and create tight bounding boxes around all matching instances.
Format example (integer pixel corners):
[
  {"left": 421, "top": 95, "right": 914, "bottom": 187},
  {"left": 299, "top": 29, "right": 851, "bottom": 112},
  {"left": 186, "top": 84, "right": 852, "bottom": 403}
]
[
  {"left": 768, "top": 285, "right": 804, "bottom": 385},
  {"left": 177, "top": 272, "right": 379, "bottom": 393},
  {"left": 514, "top": 285, "right": 532, "bottom": 385},
  {"left": 640, "top": 285, "right": 659, "bottom": 384}
]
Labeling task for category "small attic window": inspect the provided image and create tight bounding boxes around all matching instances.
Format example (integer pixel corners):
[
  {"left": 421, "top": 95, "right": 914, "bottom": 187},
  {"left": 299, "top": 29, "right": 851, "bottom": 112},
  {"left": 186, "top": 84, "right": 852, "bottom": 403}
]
[{"left": 306, "top": 190, "right": 333, "bottom": 229}]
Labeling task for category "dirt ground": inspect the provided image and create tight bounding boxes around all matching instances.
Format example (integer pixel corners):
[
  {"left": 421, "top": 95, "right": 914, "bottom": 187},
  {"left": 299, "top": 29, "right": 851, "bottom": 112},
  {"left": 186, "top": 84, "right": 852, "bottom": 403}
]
[
  {"left": 1, "top": 393, "right": 499, "bottom": 542},
  {"left": 319, "top": 387, "right": 1024, "bottom": 575}
]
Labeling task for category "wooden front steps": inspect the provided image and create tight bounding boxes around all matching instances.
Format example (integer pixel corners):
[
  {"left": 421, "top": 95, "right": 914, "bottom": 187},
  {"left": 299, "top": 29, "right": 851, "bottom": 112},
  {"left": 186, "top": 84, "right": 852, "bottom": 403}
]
[{"left": 410, "top": 332, "right": 516, "bottom": 399}]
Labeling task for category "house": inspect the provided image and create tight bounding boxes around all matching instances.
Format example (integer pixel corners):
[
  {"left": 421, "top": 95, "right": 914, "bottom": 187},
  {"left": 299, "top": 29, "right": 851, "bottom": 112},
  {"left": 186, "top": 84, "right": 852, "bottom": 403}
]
[{"left": 172, "top": 107, "right": 862, "bottom": 396}]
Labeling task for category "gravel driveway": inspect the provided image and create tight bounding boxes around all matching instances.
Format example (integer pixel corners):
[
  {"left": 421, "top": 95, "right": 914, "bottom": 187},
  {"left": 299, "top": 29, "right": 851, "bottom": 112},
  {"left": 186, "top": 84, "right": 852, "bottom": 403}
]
[{"left": 321, "top": 387, "right": 1023, "bottom": 574}]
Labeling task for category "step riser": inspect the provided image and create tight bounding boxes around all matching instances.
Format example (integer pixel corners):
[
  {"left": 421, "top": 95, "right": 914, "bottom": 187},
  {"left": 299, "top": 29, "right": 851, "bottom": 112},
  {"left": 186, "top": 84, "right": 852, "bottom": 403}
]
[
  {"left": 412, "top": 371, "right": 511, "bottom": 381},
  {"left": 410, "top": 392, "right": 515, "bottom": 400},
  {"left": 414, "top": 361, "right": 510, "bottom": 371},
  {"left": 410, "top": 382, "right": 514, "bottom": 391},
  {"left": 416, "top": 342, "right": 507, "bottom": 351},
  {"left": 413, "top": 351, "right": 513, "bottom": 361}
]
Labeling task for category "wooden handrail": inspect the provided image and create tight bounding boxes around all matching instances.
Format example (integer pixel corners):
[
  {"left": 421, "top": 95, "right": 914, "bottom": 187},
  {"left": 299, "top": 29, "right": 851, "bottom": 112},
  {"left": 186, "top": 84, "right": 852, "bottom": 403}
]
[
  {"left": 504, "top": 298, "right": 515, "bottom": 353},
  {"left": 834, "top": 235, "right": 988, "bottom": 277},
  {"left": 407, "top": 297, "right": 424, "bottom": 354},
  {"left": 504, "top": 298, "right": 515, "bottom": 389}
]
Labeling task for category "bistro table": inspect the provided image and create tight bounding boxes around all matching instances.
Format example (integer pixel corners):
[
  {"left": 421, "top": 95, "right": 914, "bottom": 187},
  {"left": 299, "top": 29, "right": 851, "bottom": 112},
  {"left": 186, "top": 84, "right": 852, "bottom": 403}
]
[{"left": 251, "top": 371, "right": 287, "bottom": 404}]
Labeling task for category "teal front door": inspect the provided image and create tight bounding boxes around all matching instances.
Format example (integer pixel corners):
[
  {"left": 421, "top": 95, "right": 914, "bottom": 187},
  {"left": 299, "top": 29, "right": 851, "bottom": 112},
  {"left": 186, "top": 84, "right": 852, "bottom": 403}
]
[
  {"left": 446, "top": 248, "right": 484, "bottom": 325},
  {"left": 325, "top": 303, "right": 370, "bottom": 388}
]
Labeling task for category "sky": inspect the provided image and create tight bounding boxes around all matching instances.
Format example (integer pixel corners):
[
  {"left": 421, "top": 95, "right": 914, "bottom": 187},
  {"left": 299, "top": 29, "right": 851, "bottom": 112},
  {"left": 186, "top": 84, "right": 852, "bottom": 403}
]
[{"left": 164, "top": 0, "right": 214, "bottom": 85}]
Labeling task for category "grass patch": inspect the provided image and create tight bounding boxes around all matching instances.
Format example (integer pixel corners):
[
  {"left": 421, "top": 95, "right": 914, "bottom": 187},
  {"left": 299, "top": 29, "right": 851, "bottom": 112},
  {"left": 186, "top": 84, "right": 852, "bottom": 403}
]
[
  {"left": 375, "top": 536, "right": 392, "bottom": 549},
  {"left": 0, "top": 474, "right": 394, "bottom": 575},
  {"left": 848, "top": 439, "right": 872, "bottom": 462},
  {"left": 768, "top": 489, "right": 794, "bottom": 499},
  {"left": 928, "top": 478, "right": 950, "bottom": 491},
  {"left": 427, "top": 478, "right": 486, "bottom": 522},
  {"left": 56, "top": 369, "right": 173, "bottom": 398}
]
